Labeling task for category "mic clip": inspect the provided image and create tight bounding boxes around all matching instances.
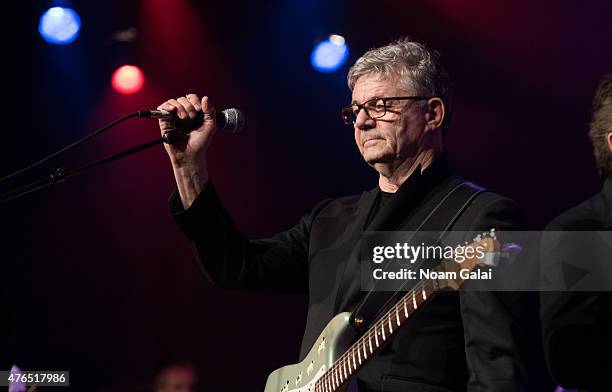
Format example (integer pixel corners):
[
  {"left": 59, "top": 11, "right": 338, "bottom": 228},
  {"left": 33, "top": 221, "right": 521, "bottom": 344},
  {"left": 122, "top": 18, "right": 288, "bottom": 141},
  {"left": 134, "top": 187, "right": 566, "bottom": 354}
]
[{"left": 162, "top": 129, "right": 188, "bottom": 145}]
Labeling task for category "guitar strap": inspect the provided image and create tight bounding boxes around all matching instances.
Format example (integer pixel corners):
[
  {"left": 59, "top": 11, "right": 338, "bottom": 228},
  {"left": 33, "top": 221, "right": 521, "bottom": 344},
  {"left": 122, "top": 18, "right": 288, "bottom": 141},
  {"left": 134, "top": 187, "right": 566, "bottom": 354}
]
[{"left": 350, "top": 180, "right": 485, "bottom": 330}]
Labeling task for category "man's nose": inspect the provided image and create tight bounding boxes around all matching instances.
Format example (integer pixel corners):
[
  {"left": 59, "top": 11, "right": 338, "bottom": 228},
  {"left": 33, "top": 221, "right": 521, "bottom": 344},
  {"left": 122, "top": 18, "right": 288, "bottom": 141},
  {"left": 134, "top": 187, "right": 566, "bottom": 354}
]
[{"left": 355, "top": 108, "right": 375, "bottom": 130}]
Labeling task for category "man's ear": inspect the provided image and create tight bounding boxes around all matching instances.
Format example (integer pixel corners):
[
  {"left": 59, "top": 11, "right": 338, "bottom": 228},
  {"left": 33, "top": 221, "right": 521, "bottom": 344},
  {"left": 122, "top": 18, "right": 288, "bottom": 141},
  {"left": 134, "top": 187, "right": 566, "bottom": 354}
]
[
  {"left": 607, "top": 131, "right": 612, "bottom": 153},
  {"left": 425, "top": 98, "right": 445, "bottom": 131}
]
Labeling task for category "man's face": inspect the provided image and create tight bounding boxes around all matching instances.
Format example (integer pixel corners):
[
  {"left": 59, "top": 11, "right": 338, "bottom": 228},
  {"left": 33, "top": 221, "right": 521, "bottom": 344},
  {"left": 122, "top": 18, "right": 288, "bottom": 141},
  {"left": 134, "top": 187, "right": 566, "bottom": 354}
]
[
  {"left": 157, "top": 367, "right": 196, "bottom": 392},
  {"left": 351, "top": 73, "right": 429, "bottom": 168}
]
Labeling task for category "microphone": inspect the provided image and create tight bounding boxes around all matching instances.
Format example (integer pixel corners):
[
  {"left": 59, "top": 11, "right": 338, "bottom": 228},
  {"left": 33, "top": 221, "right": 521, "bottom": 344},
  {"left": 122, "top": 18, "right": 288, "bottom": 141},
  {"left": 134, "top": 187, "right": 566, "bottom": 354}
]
[{"left": 139, "top": 108, "right": 245, "bottom": 133}]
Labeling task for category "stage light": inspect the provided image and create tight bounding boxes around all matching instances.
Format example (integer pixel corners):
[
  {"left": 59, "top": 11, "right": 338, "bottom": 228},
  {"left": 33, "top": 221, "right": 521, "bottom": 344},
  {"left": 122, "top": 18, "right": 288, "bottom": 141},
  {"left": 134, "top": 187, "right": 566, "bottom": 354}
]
[
  {"left": 111, "top": 65, "right": 145, "bottom": 95},
  {"left": 39, "top": 7, "right": 81, "bottom": 45},
  {"left": 310, "top": 35, "right": 349, "bottom": 73}
]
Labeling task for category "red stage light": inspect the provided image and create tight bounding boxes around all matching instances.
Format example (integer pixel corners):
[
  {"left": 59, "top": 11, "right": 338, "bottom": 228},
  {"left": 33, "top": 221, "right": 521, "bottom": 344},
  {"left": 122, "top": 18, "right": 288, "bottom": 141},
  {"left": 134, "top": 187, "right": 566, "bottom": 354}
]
[{"left": 111, "top": 65, "right": 145, "bottom": 94}]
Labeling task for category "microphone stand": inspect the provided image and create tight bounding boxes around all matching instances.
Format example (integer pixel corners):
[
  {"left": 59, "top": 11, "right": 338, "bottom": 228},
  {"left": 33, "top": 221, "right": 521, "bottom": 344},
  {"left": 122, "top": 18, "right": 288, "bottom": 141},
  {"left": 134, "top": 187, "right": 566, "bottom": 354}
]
[{"left": 0, "top": 130, "right": 183, "bottom": 205}]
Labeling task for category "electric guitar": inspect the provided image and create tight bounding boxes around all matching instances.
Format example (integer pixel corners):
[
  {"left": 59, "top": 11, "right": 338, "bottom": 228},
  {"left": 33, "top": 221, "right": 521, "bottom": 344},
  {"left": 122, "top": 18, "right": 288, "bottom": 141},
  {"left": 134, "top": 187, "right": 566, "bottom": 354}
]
[{"left": 264, "top": 230, "right": 516, "bottom": 392}]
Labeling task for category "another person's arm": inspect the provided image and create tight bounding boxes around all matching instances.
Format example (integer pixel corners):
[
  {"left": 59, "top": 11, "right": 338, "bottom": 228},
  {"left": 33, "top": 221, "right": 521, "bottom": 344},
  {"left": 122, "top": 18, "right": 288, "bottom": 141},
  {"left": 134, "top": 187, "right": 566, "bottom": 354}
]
[{"left": 458, "top": 195, "right": 532, "bottom": 391}]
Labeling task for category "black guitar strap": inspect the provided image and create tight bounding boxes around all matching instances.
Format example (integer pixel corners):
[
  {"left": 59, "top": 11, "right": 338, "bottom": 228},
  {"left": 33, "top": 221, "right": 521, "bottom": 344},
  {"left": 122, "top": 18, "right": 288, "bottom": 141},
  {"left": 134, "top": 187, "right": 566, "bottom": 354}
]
[{"left": 350, "top": 180, "right": 486, "bottom": 330}]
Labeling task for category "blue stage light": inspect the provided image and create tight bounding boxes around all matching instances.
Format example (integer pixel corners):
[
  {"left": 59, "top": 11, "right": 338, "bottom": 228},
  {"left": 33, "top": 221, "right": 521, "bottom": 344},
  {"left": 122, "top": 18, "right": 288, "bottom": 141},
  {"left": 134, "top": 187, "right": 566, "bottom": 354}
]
[
  {"left": 39, "top": 7, "right": 81, "bottom": 45},
  {"left": 311, "top": 35, "right": 349, "bottom": 73}
]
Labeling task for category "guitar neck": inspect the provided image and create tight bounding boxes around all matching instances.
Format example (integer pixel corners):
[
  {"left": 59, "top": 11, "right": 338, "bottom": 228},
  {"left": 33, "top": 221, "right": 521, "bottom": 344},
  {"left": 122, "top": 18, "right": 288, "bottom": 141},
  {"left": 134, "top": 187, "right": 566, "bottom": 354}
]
[
  {"left": 314, "top": 279, "right": 438, "bottom": 392},
  {"left": 315, "top": 253, "right": 485, "bottom": 392}
]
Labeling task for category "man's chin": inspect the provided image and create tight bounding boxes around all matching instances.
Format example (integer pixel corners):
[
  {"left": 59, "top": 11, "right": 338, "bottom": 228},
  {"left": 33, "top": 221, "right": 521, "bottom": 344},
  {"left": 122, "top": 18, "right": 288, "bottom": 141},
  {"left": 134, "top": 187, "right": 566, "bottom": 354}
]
[{"left": 363, "top": 152, "right": 392, "bottom": 166}]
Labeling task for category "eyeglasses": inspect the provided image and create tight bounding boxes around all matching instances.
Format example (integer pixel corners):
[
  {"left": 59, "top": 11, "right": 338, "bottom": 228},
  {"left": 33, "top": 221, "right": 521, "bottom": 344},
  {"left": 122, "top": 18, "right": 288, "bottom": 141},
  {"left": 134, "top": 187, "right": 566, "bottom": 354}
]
[{"left": 341, "top": 96, "right": 431, "bottom": 124}]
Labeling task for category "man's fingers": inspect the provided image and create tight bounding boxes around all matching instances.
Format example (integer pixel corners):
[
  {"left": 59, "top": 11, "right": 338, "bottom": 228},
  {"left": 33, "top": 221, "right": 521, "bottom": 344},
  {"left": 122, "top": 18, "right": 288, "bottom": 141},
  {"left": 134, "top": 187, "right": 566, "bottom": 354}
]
[
  {"left": 167, "top": 99, "right": 187, "bottom": 119},
  {"left": 186, "top": 94, "right": 201, "bottom": 111},
  {"left": 201, "top": 96, "right": 216, "bottom": 120},
  {"left": 156, "top": 102, "right": 178, "bottom": 132},
  {"left": 177, "top": 96, "right": 197, "bottom": 119},
  {"left": 157, "top": 95, "right": 216, "bottom": 134},
  {"left": 157, "top": 102, "right": 177, "bottom": 112}
]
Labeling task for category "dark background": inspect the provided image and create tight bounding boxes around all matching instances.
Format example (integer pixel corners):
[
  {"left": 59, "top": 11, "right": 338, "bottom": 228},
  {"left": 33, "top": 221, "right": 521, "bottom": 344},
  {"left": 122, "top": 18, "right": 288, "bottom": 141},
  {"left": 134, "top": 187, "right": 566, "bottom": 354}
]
[{"left": 2, "top": 0, "right": 611, "bottom": 390}]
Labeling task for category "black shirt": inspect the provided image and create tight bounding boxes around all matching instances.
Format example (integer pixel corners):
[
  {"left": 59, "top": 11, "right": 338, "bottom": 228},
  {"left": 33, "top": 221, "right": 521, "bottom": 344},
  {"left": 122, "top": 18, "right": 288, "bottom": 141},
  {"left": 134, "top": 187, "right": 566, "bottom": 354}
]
[{"left": 366, "top": 190, "right": 395, "bottom": 227}]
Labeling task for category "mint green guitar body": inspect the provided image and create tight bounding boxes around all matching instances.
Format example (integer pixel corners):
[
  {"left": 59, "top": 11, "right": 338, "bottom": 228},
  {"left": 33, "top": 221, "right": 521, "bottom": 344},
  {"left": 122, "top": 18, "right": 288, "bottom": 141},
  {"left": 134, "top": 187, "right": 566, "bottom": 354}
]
[
  {"left": 263, "top": 231, "right": 506, "bottom": 392},
  {"left": 264, "top": 312, "right": 355, "bottom": 392}
]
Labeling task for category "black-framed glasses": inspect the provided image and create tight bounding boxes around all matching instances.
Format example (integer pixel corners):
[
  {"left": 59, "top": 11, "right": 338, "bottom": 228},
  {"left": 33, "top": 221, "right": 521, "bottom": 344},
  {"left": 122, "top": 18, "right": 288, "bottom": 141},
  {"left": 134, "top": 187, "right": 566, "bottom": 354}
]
[{"left": 341, "top": 96, "right": 431, "bottom": 124}]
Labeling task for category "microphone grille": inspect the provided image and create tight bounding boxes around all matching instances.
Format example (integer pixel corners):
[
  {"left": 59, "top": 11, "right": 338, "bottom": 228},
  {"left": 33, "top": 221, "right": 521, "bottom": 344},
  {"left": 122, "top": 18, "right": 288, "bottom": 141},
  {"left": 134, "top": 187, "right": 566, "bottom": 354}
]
[{"left": 221, "top": 108, "right": 245, "bottom": 133}]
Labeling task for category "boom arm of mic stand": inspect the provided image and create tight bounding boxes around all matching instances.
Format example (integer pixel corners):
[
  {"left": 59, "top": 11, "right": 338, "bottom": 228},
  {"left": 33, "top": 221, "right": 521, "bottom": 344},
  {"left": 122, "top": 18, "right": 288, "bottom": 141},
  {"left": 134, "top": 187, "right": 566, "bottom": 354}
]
[{"left": 0, "top": 132, "right": 182, "bottom": 205}]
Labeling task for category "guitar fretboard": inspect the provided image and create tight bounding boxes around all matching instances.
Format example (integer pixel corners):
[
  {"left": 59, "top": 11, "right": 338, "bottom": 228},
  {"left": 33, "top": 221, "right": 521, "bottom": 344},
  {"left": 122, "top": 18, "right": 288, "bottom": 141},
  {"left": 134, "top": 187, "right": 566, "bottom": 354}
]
[
  {"left": 314, "top": 279, "right": 437, "bottom": 392},
  {"left": 311, "top": 235, "right": 493, "bottom": 392}
]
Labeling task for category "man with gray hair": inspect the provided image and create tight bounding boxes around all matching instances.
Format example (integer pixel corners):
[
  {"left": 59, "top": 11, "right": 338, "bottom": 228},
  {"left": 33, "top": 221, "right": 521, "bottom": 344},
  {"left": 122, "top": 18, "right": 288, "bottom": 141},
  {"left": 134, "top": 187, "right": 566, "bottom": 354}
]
[{"left": 161, "top": 38, "right": 530, "bottom": 391}]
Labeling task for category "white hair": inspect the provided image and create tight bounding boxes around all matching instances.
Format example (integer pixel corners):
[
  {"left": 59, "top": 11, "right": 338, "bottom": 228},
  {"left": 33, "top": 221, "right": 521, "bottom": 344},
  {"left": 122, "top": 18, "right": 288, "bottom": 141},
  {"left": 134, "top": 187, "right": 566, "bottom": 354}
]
[{"left": 348, "top": 38, "right": 452, "bottom": 131}]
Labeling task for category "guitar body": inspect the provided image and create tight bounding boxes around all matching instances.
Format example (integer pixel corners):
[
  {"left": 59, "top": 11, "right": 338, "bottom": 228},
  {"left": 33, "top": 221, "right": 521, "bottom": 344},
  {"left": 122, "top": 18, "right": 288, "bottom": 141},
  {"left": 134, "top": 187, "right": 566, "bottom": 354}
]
[
  {"left": 263, "top": 232, "right": 510, "bottom": 392},
  {"left": 264, "top": 312, "right": 355, "bottom": 392}
]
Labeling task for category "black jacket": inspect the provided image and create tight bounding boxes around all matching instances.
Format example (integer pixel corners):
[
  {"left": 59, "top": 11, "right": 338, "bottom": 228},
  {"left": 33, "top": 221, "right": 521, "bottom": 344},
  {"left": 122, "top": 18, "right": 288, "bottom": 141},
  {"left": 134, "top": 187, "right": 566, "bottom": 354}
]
[
  {"left": 540, "top": 178, "right": 612, "bottom": 391},
  {"left": 170, "top": 158, "right": 532, "bottom": 392}
]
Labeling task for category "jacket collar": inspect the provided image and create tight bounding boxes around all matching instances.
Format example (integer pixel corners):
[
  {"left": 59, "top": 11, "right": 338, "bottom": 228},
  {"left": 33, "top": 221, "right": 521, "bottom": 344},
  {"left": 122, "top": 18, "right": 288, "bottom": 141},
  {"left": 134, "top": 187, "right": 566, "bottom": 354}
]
[{"left": 364, "top": 153, "right": 452, "bottom": 231}]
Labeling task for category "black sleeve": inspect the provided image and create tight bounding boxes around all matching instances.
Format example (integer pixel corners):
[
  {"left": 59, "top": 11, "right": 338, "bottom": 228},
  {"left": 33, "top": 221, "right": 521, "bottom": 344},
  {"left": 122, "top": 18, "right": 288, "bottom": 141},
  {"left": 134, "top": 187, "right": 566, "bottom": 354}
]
[
  {"left": 458, "top": 195, "right": 537, "bottom": 392},
  {"left": 539, "top": 219, "right": 612, "bottom": 391},
  {"left": 169, "top": 180, "right": 326, "bottom": 292},
  {"left": 540, "top": 291, "right": 611, "bottom": 390}
]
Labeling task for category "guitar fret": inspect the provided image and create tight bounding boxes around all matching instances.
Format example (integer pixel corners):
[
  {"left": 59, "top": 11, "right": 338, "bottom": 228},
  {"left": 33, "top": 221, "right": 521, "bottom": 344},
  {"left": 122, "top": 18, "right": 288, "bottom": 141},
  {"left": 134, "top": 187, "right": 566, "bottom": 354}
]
[
  {"left": 343, "top": 358, "right": 347, "bottom": 379},
  {"left": 352, "top": 350, "right": 357, "bottom": 370},
  {"left": 381, "top": 322, "right": 386, "bottom": 340},
  {"left": 357, "top": 344, "right": 362, "bottom": 364},
  {"left": 368, "top": 335, "right": 373, "bottom": 353},
  {"left": 396, "top": 306, "right": 400, "bottom": 326},
  {"left": 333, "top": 368, "right": 338, "bottom": 389},
  {"left": 374, "top": 326, "right": 379, "bottom": 346},
  {"left": 363, "top": 338, "right": 367, "bottom": 358},
  {"left": 404, "top": 296, "right": 409, "bottom": 317},
  {"left": 412, "top": 291, "right": 417, "bottom": 309},
  {"left": 422, "top": 286, "right": 427, "bottom": 300},
  {"left": 388, "top": 313, "right": 393, "bottom": 333}
]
